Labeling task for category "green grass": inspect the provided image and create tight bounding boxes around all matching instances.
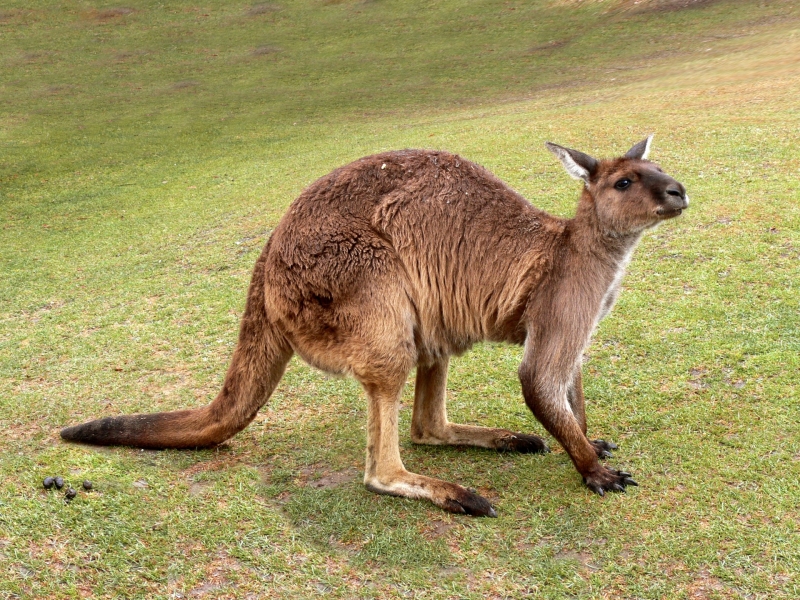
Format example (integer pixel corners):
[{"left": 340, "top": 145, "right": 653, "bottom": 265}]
[{"left": 2, "top": 0, "right": 799, "bottom": 597}]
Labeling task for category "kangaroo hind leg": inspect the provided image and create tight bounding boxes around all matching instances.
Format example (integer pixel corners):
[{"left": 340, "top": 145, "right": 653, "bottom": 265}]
[
  {"left": 410, "top": 357, "right": 549, "bottom": 454},
  {"left": 361, "top": 370, "right": 497, "bottom": 517},
  {"left": 344, "top": 290, "right": 494, "bottom": 516}
]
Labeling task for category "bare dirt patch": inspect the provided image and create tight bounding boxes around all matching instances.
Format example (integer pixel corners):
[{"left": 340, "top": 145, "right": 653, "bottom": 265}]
[
  {"left": 553, "top": 0, "right": 721, "bottom": 13},
  {"left": 615, "top": 0, "right": 720, "bottom": 13},
  {"left": 169, "top": 80, "right": 201, "bottom": 92},
  {"left": 84, "top": 8, "right": 135, "bottom": 22},
  {"left": 527, "top": 39, "right": 571, "bottom": 54},
  {"left": 0, "top": 9, "right": 38, "bottom": 23},
  {"left": 421, "top": 518, "right": 459, "bottom": 540},
  {"left": 297, "top": 464, "right": 358, "bottom": 489},
  {"left": 3, "top": 420, "right": 58, "bottom": 448},
  {"left": 179, "top": 551, "right": 244, "bottom": 598},
  {"left": 687, "top": 569, "right": 728, "bottom": 598},
  {"left": 181, "top": 455, "right": 246, "bottom": 478},
  {"left": 246, "top": 4, "right": 281, "bottom": 16},
  {"left": 81, "top": 6, "right": 136, "bottom": 25},
  {"left": 189, "top": 480, "right": 211, "bottom": 496},
  {"left": 555, "top": 548, "right": 601, "bottom": 573},
  {"left": 251, "top": 45, "right": 282, "bottom": 57},
  {"left": 687, "top": 366, "right": 711, "bottom": 391}
]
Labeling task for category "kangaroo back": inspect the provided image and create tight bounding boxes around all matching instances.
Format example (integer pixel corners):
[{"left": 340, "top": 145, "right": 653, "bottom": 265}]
[{"left": 60, "top": 243, "right": 293, "bottom": 448}]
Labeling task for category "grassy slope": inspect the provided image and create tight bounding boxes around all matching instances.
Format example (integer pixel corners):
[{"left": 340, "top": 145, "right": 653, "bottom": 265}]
[{"left": 1, "top": 0, "right": 799, "bottom": 598}]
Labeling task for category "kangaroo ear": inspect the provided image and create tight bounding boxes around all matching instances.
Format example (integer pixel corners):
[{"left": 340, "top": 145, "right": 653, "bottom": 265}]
[
  {"left": 625, "top": 134, "right": 653, "bottom": 160},
  {"left": 545, "top": 142, "right": 598, "bottom": 184}
]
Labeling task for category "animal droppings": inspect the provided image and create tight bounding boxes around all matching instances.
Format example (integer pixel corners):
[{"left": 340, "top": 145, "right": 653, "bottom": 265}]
[
  {"left": 43, "top": 477, "right": 55, "bottom": 489},
  {"left": 65, "top": 488, "right": 77, "bottom": 501},
  {"left": 82, "top": 480, "right": 93, "bottom": 491},
  {"left": 54, "top": 476, "right": 65, "bottom": 490}
]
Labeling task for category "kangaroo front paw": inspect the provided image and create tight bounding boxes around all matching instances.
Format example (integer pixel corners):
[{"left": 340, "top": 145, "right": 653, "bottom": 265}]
[
  {"left": 439, "top": 485, "right": 497, "bottom": 517},
  {"left": 496, "top": 432, "right": 550, "bottom": 454},
  {"left": 583, "top": 465, "right": 638, "bottom": 496},
  {"left": 590, "top": 439, "right": 618, "bottom": 459}
]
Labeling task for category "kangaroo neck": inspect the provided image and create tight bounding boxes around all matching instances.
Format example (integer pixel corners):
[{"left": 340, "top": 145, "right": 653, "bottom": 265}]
[
  {"left": 553, "top": 194, "right": 646, "bottom": 319},
  {"left": 567, "top": 190, "right": 644, "bottom": 271}
]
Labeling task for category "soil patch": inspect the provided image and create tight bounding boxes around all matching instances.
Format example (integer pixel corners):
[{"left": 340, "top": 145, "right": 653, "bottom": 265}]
[
  {"left": 615, "top": 0, "right": 720, "bottom": 13},
  {"left": 298, "top": 465, "right": 359, "bottom": 489},
  {"left": 246, "top": 4, "right": 281, "bottom": 16},
  {"left": 84, "top": 8, "right": 135, "bottom": 22}
]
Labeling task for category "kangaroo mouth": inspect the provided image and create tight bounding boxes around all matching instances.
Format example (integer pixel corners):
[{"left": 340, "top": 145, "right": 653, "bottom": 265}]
[{"left": 656, "top": 207, "right": 683, "bottom": 218}]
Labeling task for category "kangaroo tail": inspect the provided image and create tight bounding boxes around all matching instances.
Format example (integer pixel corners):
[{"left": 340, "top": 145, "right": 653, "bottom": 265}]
[{"left": 61, "top": 246, "right": 293, "bottom": 449}]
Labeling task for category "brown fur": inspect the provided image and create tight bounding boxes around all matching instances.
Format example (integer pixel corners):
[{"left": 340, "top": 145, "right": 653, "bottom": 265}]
[{"left": 61, "top": 138, "right": 688, "bottom": 516}]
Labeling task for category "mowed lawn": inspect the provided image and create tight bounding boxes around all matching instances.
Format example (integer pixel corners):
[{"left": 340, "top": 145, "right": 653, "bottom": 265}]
[{"left": 1, "top": 0, "right": 799, "bottom": 598}]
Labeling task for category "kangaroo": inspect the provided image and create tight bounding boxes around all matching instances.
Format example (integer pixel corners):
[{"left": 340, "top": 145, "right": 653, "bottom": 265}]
[{"left": 62, "top": 136, "right": 688, "bottom": 516}]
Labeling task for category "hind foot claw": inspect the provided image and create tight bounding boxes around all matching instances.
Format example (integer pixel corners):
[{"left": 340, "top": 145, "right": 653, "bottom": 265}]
[{"left": 496, "top": 433, "right": 550, "bottom": 454}]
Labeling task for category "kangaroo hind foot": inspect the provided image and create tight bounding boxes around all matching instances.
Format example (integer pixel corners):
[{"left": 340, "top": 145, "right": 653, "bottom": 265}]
[{"left": 365, "top": 469, "right": 497, "bottom": 517}]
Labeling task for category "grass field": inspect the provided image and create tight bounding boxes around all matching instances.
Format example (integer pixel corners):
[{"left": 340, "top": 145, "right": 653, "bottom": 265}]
[{"left": 1, "top": 0, "right": 799, "bottom": 598}]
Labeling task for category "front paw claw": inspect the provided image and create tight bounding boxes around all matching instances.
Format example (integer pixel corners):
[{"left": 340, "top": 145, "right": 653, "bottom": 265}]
[
  {"left": 583, "top": 466, "right": 638, "bottom": 496},
  {"left": 591, "top": 439, "right": 618, "bottom": 459}
]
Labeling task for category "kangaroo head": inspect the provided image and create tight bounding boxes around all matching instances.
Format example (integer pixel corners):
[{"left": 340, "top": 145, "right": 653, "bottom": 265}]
[{"left": 546, "top": 136, "right": 689, "bottom": 236}]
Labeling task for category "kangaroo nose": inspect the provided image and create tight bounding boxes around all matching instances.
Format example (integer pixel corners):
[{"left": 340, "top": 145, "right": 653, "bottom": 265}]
[
  {"left": 666, "top": 184, "right": 689, "bottom": 209},
  {"left": 666, "top": 186, "right": 683, "bottom": 198}
]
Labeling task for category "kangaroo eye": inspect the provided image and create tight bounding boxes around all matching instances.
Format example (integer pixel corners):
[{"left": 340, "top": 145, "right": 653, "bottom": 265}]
[{"left": 614, "top": 178, "right": 632, "bottom": 190}]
